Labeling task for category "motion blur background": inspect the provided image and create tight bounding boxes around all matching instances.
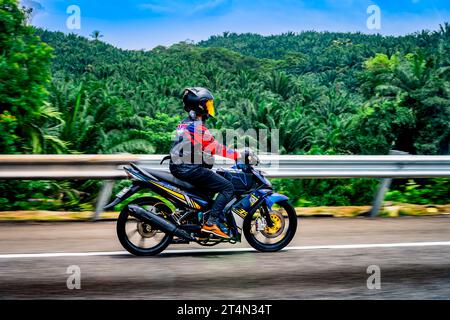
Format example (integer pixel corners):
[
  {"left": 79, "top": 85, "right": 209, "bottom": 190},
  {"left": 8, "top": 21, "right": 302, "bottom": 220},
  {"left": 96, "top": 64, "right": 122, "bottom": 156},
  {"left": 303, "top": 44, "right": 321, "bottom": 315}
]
[
  {"left": 1, "top": 0, "right": 449, "bottom": 214},
  {"left": 0, "top": 0, "right": 450, "bottom": 300}
]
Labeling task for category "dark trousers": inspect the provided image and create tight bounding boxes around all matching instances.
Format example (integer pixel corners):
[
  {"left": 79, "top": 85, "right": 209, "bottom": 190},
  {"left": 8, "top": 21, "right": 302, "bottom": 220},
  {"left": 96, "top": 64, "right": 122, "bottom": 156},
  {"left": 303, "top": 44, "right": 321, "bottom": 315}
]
[{"left": 170, "top": 164, "right": 234, "bottom": 224}]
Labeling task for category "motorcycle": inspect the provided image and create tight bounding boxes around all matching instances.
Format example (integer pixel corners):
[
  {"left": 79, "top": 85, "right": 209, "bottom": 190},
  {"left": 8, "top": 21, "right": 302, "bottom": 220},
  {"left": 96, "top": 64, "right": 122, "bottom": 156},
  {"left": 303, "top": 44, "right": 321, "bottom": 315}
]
[{"left": 105, "top": 155, "right": 298, "bottom": 256}]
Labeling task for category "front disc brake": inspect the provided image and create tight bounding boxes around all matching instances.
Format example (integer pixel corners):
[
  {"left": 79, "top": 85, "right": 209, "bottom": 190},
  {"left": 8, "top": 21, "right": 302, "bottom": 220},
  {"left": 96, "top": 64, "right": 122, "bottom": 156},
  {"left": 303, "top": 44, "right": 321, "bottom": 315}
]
[{"left": 261, "top": 211, "right": 285, "bottom": 238}]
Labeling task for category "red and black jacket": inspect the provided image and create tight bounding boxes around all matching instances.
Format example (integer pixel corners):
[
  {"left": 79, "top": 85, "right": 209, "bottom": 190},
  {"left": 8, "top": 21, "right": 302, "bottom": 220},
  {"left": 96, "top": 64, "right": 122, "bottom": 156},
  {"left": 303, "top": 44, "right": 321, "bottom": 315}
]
[{"left": 170, "top": 117, "right": 239, "bottom": 168}]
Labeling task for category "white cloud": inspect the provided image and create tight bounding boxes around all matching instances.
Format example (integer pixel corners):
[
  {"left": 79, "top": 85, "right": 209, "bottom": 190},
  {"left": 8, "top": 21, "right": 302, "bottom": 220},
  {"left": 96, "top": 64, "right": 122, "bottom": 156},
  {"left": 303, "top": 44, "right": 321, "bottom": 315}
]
[
  {"left": 139, "top": 0, "right": 229, "bottom": 15},
  {"left": 20, "top": 0, "right": 45, "bottom": 13},
  {"left": 139, "top": 3, "right": 175, "bottom": 14},
  {"left": 191, "top": 0, "right": 227, "bottom": 13},
  {"left": 20, "top": 0, "right": 45, "bottom": 22}
]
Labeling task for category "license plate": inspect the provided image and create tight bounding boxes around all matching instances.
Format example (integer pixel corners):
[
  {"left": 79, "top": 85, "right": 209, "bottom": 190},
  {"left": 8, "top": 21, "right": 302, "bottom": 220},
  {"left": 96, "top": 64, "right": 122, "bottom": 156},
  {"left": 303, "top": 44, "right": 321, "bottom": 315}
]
[{"left": 116, "top": 187, "right": 131, "bottom": 198}]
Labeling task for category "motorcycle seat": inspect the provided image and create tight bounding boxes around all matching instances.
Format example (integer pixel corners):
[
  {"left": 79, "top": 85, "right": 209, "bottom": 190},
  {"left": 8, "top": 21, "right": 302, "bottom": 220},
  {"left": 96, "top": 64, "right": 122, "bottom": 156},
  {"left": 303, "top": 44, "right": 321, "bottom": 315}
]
[{"left": 142, "top": 168, "right": 197, "bottom": 192}]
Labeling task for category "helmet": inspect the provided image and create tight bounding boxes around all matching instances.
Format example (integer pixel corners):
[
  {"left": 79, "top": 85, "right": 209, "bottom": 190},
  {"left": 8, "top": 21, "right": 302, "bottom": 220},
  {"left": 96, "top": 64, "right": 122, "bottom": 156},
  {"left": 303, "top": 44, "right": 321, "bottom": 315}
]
[{"left": 183, "top": 87, "right": 215, "bottom": 119}]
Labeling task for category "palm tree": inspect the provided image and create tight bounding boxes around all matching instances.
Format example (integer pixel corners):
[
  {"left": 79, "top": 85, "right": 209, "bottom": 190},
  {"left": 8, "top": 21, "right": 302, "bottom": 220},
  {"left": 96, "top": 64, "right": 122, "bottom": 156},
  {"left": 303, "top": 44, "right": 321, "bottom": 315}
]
[{"left": 90, "top": 30, "right": 104, "bottom": 41}]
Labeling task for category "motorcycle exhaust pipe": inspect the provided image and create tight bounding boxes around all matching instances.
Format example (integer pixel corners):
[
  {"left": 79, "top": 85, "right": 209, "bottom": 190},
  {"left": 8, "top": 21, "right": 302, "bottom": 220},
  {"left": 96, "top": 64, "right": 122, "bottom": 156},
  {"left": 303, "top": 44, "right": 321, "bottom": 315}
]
[{"left": 127, "top": 204, "right": 195, "bottom": 241}]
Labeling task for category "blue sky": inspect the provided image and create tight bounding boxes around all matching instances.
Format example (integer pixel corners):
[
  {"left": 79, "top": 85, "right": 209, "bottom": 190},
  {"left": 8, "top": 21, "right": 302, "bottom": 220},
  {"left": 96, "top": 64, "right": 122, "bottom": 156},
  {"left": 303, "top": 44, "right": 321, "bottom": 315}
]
[{"left": 22, "top": 0, "right": 450, "bottom": 49}]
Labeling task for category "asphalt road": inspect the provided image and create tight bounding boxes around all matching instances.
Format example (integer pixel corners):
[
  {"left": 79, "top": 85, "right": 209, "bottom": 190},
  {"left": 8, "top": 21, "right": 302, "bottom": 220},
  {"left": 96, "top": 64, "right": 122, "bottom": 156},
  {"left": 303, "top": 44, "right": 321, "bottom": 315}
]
[{"left": 1, "top": 216, "right": 450, "bottom": 299}]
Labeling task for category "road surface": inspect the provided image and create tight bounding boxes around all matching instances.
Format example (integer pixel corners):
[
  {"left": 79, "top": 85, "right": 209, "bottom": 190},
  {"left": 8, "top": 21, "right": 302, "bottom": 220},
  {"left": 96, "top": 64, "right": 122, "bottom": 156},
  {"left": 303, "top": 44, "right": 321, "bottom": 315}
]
[{"left": 1, "top": 216, "right": 450, "bottom": 299}]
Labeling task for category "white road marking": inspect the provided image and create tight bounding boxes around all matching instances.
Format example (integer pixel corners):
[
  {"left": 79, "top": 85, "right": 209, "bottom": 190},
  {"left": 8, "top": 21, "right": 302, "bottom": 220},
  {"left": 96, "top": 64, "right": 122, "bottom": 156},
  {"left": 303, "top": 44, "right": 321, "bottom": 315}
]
[
  {"left": 1, "top": 241, "right": 450, "bottom": 259},
  {"left": 0, "top": 251, "right": 128, "bottom": 259}
]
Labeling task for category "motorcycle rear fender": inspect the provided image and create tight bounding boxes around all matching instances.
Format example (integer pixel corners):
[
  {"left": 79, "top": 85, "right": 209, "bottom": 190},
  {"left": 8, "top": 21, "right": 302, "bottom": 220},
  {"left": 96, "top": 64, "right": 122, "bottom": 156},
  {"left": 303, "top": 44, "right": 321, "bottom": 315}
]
[{"left": 104, "top": 183, "right": 143, "bottom": 210}]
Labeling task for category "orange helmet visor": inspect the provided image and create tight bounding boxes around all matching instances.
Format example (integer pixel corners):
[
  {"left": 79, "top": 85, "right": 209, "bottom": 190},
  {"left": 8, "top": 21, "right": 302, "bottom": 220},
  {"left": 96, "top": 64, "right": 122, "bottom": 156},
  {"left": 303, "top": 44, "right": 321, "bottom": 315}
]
[{"left": 206, "top": 100, "right": 215, "bottom": 117}]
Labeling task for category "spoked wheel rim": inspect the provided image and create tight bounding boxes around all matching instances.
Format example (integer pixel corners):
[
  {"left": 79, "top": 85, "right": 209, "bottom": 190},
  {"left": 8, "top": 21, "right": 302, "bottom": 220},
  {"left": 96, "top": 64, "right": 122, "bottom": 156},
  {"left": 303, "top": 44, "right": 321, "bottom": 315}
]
[
  {"left": 124, "top": 215, "right": 168, "bottom": 250},
  {"left": 117, "top": 198, "right": 173, "bottom": 255},
  {"left": 249, "top": 205, "right": 291, "bottom": 246}
]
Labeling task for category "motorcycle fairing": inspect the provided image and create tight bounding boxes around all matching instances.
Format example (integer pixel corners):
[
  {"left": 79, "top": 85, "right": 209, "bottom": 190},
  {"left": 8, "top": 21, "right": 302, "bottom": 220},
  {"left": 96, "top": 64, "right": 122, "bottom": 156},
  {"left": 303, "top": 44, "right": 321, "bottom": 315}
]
[
  {"left": 124, "top": 166, "right": 210, "bottom": 210},
  {"left": 230, "top": 188, "right": 277, "bottom": 231}
]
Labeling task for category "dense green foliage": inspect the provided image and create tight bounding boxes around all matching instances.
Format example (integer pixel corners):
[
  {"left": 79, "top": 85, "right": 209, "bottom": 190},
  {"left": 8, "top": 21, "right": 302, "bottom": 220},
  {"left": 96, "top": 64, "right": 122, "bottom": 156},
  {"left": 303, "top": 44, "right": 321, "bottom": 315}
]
[
  {"left": 0, "top": 2, "right": 448, "bottom": 210},
  {"left": 386, "top": 179, "right": 450, "bottom": 205},
  {"left": 0, "top": 0, "right": 63, "bottom": 154}
]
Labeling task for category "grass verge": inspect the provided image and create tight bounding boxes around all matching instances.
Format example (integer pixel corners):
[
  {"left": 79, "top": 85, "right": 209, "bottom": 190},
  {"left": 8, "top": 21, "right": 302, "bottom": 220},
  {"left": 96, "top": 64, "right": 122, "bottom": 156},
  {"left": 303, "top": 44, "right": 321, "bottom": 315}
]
[{"left": 0, "top": 203, "right": 449, "bottom": 221}]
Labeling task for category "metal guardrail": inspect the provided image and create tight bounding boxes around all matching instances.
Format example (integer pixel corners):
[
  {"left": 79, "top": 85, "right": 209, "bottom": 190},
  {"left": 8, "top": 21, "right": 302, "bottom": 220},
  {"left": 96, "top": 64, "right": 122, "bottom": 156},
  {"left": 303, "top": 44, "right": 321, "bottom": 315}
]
[
  {"left": 0, "top": 154, "right": 449, "bottom": 218},
  {"left": 1, "top": 154, "right": 450, "bottom": 179}
]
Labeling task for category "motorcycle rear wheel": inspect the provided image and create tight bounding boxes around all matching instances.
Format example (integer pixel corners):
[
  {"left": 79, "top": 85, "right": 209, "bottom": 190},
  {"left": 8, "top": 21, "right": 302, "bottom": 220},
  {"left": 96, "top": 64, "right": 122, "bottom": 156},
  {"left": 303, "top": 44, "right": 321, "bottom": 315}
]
[{"left": 116, "top": 197, "right": 173, "bottom": 256}]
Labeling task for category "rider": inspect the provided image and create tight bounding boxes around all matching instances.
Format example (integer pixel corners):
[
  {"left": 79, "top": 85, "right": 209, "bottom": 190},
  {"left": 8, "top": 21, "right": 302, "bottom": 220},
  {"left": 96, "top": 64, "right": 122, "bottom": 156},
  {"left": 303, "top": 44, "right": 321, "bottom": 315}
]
[{"left": 169, "top": 87, "right": 241, "bottom": 239}]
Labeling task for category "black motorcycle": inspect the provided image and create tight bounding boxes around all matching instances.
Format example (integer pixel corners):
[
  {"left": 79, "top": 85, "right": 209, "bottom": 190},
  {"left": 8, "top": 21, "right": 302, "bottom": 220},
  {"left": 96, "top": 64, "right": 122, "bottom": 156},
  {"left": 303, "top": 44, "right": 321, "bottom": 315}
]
[{"left": 105, "top": 156, "right": 298, "bottom": 256}]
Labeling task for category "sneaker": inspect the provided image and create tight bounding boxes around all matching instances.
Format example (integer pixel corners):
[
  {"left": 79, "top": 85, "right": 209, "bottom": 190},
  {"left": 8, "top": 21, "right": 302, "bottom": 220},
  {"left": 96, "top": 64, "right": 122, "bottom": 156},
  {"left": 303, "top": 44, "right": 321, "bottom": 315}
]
[
  {"left": 217, "top": 221, "right": 230, "bottom": 234},
  {"left": 201, "top": 223, "right": 230, "bottom": 239}
]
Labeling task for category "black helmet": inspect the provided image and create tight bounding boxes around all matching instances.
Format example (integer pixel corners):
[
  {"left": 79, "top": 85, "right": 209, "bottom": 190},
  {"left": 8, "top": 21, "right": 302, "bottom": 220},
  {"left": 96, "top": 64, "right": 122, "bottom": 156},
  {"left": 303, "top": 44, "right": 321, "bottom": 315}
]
[{"left": 183, "top": 87, "right": 215, "bottom": 119}]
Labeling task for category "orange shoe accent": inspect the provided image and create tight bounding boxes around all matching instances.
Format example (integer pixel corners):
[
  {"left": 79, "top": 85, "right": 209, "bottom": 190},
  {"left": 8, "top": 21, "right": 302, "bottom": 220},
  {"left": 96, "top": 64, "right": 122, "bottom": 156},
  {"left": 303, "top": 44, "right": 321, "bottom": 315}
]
[{"left": 201, "top": 224, "right": 230, "bottom": 239}]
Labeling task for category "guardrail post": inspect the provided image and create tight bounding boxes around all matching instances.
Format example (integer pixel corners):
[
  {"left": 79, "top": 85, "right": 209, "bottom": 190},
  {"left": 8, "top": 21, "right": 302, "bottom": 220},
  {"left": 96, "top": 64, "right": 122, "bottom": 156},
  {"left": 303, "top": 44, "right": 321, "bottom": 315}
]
[
  {"left": 93, "top": 180, "right": 115, "bottom": 221},
  {"left": 370, "top": 150, "right": 410, "bottom": 217},
  {"left": 369, "top": 178, "right": 393, "bottom": 217}
]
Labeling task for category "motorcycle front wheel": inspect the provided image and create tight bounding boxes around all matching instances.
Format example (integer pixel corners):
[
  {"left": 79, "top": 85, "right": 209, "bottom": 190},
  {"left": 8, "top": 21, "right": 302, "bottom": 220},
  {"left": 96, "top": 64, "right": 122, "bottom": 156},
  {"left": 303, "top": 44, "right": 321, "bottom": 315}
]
[
  {"left": 243, "top": 201, "right": 297, "bottom": 252},
  {"left": 116, "top": 197, "right": 173, "bottom": 256}
]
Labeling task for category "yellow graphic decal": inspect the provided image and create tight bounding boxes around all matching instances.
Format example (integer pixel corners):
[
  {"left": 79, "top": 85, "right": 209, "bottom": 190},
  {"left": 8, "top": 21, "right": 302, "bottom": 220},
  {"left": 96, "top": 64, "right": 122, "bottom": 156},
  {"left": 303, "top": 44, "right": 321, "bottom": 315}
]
[
  {"left": 250, "top": 194, "right": 259, "bottom": 206},
  {"left": 194, "top": 203, "right": 201, "bottom": 209},
  {"left": 233, "top": 208, "right": 247, "bottom": 218},
  {"left": 185, "top": 194, "right": 202, "bottom": 209},
  {"left": 151, "top": 181, "right": 202, "bottom": 209},
  {"left": 150, "top": 181, "right": 185, "bottom": 201},
  {"left": 185, "top": 195, "right": 195, "bottom": 208}
]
